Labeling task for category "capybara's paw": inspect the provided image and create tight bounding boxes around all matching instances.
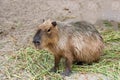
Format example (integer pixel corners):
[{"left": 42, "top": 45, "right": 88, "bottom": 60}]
[
  {"left": 49, "top": 67, "right": 57, "bottom": 72},
  {"left": 61, "top": 70, "right": 72, "bottom": 76}
]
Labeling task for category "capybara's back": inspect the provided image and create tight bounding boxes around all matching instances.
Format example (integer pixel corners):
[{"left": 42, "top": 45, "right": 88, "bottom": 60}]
[
  {"left": 57, "top": 21, "right": 104, "bottom": 63},
  {"left": 33, "top": 20, "right": 104, "bottom": 76}
]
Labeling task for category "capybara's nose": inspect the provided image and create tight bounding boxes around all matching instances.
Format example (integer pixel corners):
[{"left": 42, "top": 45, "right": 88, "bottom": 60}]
[{"left": 33, "top": 40, "right": 40, "bottom": 45}]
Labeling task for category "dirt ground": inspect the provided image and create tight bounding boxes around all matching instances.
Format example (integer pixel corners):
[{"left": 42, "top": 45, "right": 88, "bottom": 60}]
[{"left": 0, "top": 0, "right": 120, "bottom": 80}]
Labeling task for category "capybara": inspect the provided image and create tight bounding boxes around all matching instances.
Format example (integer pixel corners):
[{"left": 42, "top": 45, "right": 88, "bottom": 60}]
[{"left": 33, "top": 19, "right": 104, "bottom": 76}]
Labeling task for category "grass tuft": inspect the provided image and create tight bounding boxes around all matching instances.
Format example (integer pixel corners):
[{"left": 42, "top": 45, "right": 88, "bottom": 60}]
[{"left": 17, "top": 48, "right": 62, "bottom": 80}]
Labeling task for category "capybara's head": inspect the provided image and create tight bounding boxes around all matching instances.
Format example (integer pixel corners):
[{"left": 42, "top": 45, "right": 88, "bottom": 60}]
[{"left": 33, "top": 19, "right": 59, "bottom": 49}]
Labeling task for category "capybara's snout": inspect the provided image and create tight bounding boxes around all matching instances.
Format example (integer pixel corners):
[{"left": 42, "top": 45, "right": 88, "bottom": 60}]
[
  {"left": 33, "top": 36, "right": 40, "bottom": 45},
  {"left": 33, "top": 30, "right": 41, "bottom": 48}
]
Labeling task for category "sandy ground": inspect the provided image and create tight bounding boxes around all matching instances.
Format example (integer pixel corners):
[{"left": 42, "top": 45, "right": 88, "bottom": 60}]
[{"left": 0, "top": 0, "right": 120, "bottom": 80}]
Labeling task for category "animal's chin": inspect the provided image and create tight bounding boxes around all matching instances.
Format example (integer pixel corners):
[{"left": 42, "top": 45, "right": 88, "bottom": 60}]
[{"left": 34, "top": 44, "right": 42, "bottom": 50}]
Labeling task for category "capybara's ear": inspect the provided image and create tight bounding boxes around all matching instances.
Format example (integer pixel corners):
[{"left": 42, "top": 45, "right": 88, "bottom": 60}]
[{"left": 51, "top": 21, "right": 57, "bottom": 27}]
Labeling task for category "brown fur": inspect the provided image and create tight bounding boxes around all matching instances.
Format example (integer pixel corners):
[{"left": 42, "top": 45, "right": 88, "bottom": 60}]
[{"left": 33, "top": 19, "right": 104, "bottom": 76}]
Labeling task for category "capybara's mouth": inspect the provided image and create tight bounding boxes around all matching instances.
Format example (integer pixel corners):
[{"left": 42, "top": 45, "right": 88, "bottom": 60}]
[{"left": 34, "top": 43, "right": 41, "bottom": 50}]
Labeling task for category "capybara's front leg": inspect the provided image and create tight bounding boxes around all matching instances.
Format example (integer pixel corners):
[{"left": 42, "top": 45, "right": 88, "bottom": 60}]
[
  {"left": 50, "top": 55, "right": 61, "bottom": 72},
  {"left": 62, "top": 57, "right": 72, "bottom": 76}
]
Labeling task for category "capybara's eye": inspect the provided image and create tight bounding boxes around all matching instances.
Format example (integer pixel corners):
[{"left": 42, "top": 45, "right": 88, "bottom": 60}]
[{"left": 47, "top": 28, "right": 51, "bottom": 32}]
